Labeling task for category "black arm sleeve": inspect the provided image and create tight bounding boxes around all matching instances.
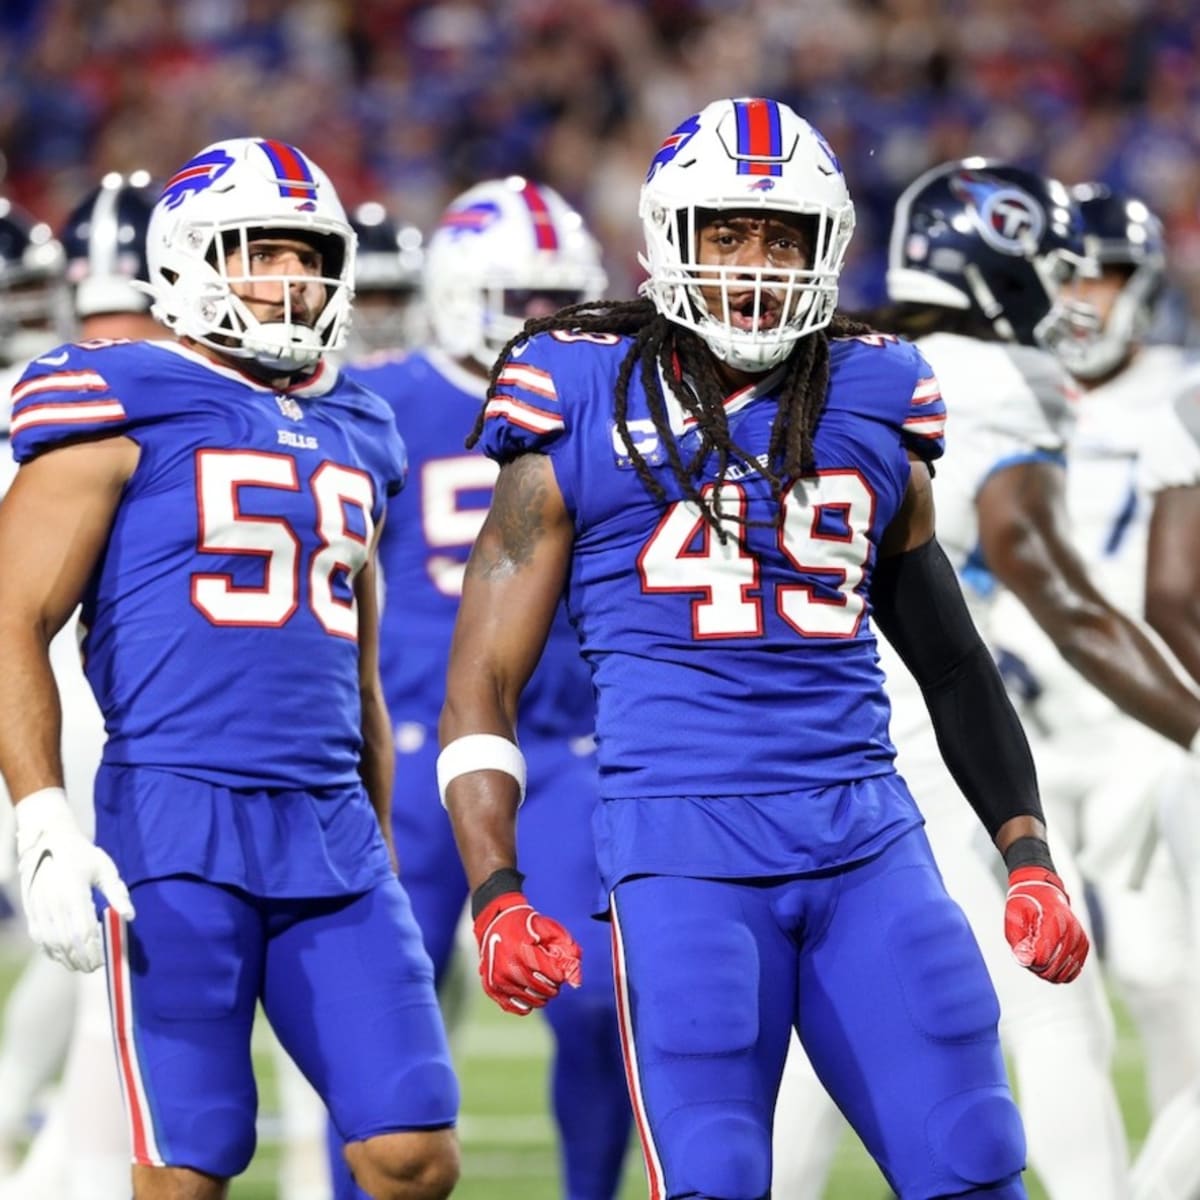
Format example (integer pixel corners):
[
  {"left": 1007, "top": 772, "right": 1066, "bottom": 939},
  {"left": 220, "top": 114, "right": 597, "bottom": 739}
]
[{"left": 872, "top": 537, "right": 1044, "bottom": 839}]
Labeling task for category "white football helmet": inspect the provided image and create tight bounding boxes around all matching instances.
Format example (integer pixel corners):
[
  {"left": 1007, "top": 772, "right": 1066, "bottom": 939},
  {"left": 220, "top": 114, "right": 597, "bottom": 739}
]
[
  {"left": 639, "top": 97, "right": 856, "bottom": 373},
  {"left": 423, "top": 177, "right": 607, "bottom": 369},
  {"left": 144, "top": 138, "right": 355, "bottom": 372}
]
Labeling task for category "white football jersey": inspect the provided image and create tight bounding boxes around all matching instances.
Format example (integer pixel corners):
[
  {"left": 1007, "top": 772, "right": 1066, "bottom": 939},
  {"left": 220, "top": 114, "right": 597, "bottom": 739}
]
[
  {"left": 911, "top": 333, "right": 1075, "bottom": 606},
  {"left": 1139, "top": 361, "right": 1200, "bottom": 495},
  {"left": 1065, "top": 345, "right": 1191, "bottom": 614},
  {"left": 881, "top": 333, "right": 1076, "bottom": 774}
]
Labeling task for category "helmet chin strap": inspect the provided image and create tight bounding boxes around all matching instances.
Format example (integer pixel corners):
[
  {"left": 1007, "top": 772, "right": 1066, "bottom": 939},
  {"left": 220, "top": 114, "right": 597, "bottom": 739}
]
[
  {"left": 240, "top": 322, "right": 323, "bottom": 371},
  {"left": 702, "top": 319, "right": 793, "bottom": 373}
]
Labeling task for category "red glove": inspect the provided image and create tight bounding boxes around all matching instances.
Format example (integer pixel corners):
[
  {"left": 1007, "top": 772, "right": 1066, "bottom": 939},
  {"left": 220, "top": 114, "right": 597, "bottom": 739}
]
[
  {"left": 472, "top": 891, "right": 582, "bottom": 1016},
  {"left": 1005, "top": 866, "right": 1090, "bottom": 984}
]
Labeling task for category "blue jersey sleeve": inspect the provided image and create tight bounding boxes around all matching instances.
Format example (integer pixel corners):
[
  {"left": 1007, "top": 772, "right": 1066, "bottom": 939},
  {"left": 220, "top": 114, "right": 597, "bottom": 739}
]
[
  {"left": 899, "top": 346, "right": 946, "bottom": 464},
  {"left": 10, "top": 341, "right": 143, "bottom": 462},
  {"left": 826, "top": 334, "right": 947, "bottom": 468},
  {"left": 477, "top": 333, "right": 571, "bottom": 463}
]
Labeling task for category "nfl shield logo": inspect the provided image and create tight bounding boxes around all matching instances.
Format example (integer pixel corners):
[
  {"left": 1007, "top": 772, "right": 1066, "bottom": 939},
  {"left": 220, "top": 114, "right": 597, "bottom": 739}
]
[{"left": 275, "top": 395, "right": 304, "bottom": 421}]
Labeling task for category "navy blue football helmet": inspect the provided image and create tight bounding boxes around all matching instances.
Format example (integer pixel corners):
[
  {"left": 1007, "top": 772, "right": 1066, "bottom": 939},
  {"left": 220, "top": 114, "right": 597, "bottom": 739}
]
[
  {"left": 58, "top": 170, "right": 156, "bottom": 318},
  {"left": 0, "top": 196, "right": 66, "bottom": 365},
  {"left": 347, "top": 201, "right": 426, "bottom": 353},
  {"left": 887, "top": 159, "right": 1094, "bottom": 353},
  {"left": 1068, "top": 182, "right": 1166, "bottom": 379}
]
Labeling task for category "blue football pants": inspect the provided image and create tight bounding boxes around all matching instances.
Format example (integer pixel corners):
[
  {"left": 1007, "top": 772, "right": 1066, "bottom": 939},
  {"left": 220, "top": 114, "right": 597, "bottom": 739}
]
[{"left": 609, "top": 826, "right": 1027, "bottom": 1200}]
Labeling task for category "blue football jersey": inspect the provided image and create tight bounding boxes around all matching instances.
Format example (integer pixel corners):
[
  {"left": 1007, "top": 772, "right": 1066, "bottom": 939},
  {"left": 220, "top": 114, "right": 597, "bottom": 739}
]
[
  {"left": 10, "top": 339, "right": 407, "bottom": 791},
  {"left": 480, "top": 330, "right": 945, "bottom": 801},
  {"left": 348, "top": 348, "right": 593, "bottom": 740}
]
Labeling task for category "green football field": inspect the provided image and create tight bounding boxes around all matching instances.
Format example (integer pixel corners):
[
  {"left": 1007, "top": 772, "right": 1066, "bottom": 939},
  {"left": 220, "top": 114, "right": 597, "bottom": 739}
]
[{"left": 0, "top": 935, "right": 1152, "bottom": 1198}]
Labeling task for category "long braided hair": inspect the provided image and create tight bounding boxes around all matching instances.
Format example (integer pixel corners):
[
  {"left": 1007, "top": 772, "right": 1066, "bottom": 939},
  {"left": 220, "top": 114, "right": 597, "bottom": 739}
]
[{"left": 467, "top": 299, "right": 873, "bottom": 540}]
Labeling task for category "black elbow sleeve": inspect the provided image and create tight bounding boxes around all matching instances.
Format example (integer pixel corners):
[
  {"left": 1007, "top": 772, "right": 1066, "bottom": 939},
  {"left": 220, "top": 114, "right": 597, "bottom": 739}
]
[{"left": 873, "top": 539, "right": 1043, "bottom": 838}]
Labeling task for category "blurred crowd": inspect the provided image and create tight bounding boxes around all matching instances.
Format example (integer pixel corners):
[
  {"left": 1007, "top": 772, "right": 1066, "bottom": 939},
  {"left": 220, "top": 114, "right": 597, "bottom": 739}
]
[{"left": 1, "top": 0, "right": 1198, "bottom": 338}]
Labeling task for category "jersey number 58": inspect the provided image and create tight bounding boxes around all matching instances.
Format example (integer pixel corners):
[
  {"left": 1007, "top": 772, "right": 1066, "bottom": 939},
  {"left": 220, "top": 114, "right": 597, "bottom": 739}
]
[{"left": 191, "top": 450, "right": 374, "bottom": 640}]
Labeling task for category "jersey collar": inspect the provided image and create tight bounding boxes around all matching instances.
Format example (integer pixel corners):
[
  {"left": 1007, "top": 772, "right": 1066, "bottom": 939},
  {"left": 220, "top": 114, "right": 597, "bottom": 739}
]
[
  {"left": 158, "top": 341, "right": 341, "bottom": 398},
  {"left": 656, "top": 359, "right": 788, "bottom": 435}
]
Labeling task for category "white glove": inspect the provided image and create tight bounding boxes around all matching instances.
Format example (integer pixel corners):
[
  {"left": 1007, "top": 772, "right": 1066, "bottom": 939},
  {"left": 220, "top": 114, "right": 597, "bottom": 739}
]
[{"left": 14, "top": 787, "right": 135, "bottom": 972}]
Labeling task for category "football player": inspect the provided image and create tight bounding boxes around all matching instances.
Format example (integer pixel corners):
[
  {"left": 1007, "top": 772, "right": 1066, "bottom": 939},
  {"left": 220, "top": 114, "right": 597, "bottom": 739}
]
[
  {"left": 990, "top": 184, "right": 1200, "bottom": 1124},
  {"left": 440, "top": 99, "right": 1090, "bottom": 1199},
  {"left": 329, "top": 179, "right": 633, "bottom": 1200},
  {"left": 0, "top": 139, "right": 459, "bottom": 1200},
  {"left": 0, "top": 171, "right": 160, "bottom": 1200}
]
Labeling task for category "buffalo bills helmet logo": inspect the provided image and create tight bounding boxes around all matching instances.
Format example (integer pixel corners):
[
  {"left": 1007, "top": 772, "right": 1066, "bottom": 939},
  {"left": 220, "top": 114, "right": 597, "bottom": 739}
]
[
  {"left": 438, "top": 200, "right": 502, "bottom": 238},
  {"left": 160, "top": 149, "right": 236, "bottom": 211},
  {"left": 749, "top": 178, "right": 775, "bottom": 192},
  {"left": 950, "top": 170, "right": 1046, "bottom": 255},
  {"left": 645, "top": 113, "right": 702, "bottom": 183},
  {"left": 811, "top": 127, "right": 842, "bottom": 176}
]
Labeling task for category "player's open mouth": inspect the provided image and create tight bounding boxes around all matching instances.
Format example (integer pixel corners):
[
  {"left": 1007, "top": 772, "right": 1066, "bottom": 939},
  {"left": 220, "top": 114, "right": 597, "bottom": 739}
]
[{"left": 727, "top": 292, "right": 781, "bottom": 332}]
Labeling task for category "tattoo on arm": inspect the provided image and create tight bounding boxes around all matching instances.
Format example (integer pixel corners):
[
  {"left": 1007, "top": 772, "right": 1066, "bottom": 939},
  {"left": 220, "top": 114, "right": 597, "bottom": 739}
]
[{"left": 469, "top": 455, "right": 553, "bottom": 579}]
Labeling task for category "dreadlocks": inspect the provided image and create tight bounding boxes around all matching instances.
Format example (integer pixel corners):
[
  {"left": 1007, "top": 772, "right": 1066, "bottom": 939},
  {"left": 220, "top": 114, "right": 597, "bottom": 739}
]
[{"left": 467, "top": 300, "right": 874, "bottom": 539}]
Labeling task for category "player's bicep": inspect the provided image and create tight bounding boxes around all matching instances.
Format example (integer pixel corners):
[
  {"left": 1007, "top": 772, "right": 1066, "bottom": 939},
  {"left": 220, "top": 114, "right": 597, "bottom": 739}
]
[
  {"left": 0, "top": 437, "right": 138, "bottom": 641},
  {"left": 976, "top": 459, "right": 1104, "bottom": 623},
  {"left": 445, "top": 452, "right": 573, "bottom": 725},
  {"left": 878, "top": 453, "right": 935, "bottom": 557}
]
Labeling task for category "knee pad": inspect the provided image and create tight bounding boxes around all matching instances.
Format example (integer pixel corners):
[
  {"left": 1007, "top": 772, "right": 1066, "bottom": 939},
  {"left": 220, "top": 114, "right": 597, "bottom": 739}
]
[
  {"left": 665, "top": 1110, "right": 771, "bottom": 1200},
  {"left": 926, "top": 1086, "right": 1026, "bottom": 1190},
  {"left": 640, "top": 917, "right": 760, "bottom": 1057},
  {"left": 888, "top": 894, "right": 1000, "bottom": 1042}
]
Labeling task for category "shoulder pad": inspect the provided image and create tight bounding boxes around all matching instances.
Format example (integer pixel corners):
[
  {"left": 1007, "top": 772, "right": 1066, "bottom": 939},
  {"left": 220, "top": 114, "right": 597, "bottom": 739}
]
[
  {"left": 478, "top": 329, "right": 627, "bottom": 463},
  {"left": 9, "top": 340, "right": 140, "bottom": 461}
]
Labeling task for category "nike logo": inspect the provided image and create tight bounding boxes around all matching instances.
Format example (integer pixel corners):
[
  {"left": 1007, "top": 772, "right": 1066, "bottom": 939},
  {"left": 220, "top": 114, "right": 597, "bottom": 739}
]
[
  {"left": 485, "top": 932, "right": 502, "bottom": 983},
  {"left": 30, "top": 848, "right": 54, "bottom": 885},
  {"left": 36, "top": 351, "right": 69, "bottom": 366},
  {"left": 509, "top": 340, "right": 528, "bottom": 359}
]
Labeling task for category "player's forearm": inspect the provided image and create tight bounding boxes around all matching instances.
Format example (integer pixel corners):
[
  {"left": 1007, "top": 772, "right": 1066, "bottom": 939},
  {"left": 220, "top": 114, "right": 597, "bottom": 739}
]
[
  {"left": 439, "top": 691, "right": 523, "bottom": 891},
  {"left": 0, "top": 621, "right": 65, "bottom": 802},
  {"left": 874, "top": 539, "right": 1046, "bottom": 843},
  {"left": 1144, "top": 588, "right": 1200, "bottom": 691},
  {"left": 1040, "top": 602, "right": 1200, "bottom": 748},
  {"left": 358, "top": 680, "right": 395, "bottom": 855}
]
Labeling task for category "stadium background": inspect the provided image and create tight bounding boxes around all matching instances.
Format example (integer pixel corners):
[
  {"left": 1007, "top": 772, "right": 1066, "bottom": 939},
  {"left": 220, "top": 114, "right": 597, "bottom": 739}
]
[{"left": 0, "top": 0, "right": 1194, "bottom": 1195}]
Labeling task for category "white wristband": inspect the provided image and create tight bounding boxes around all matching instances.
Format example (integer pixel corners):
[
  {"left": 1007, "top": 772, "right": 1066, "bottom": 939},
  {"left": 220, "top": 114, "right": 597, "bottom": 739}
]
[
  {"left": 13, "top": 787, "right": 71, "bottom": 835},
  {"left": 437, "top": 735, "right": 527, "bottom": 809}
]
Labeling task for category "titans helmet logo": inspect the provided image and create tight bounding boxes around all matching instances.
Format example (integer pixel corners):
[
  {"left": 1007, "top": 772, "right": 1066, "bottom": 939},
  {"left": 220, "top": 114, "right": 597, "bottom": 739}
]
[{"left": 951, "top": 171, "right": 1046, "bottom": 256}]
